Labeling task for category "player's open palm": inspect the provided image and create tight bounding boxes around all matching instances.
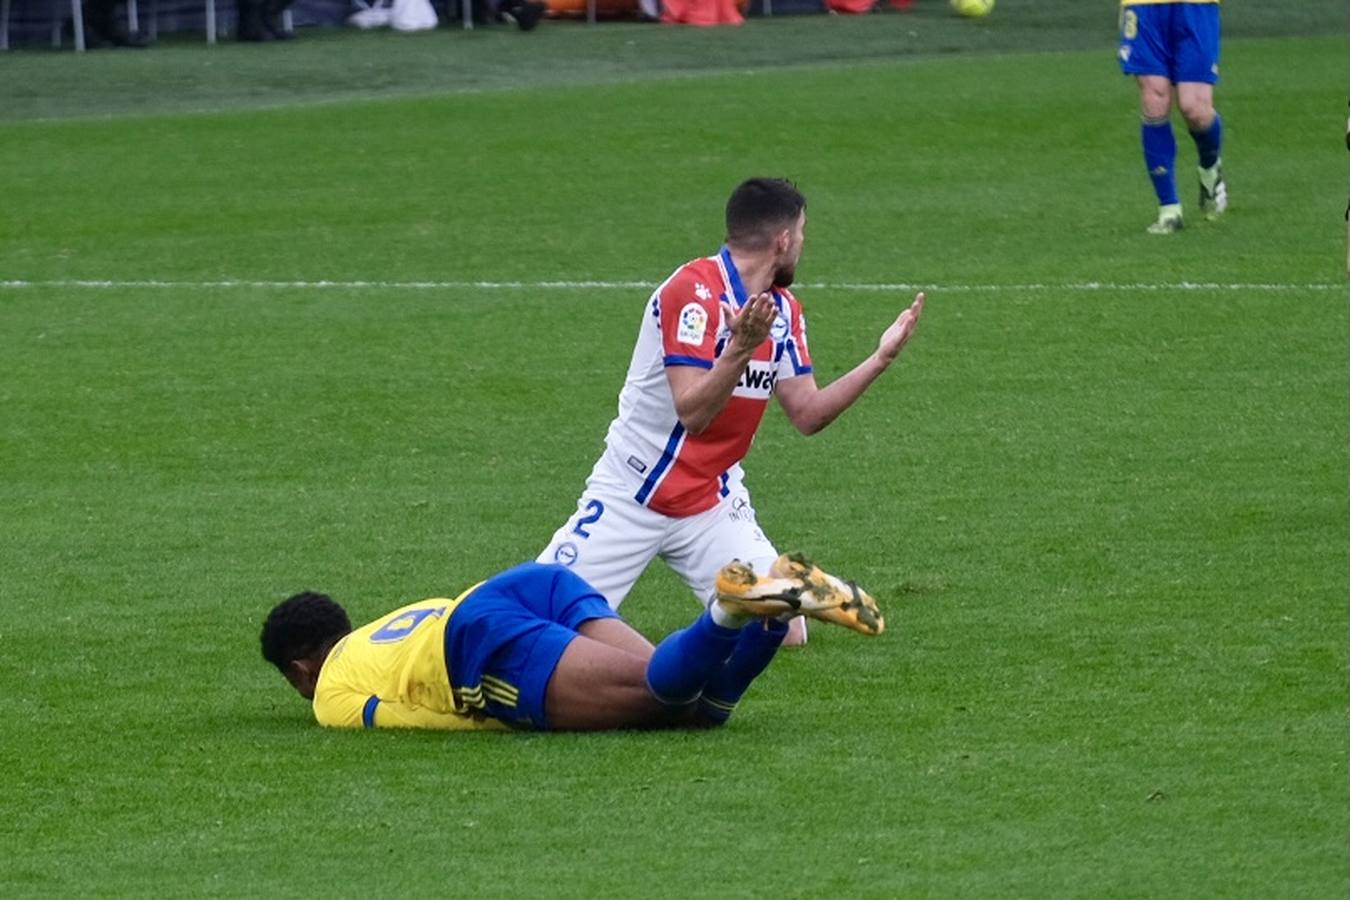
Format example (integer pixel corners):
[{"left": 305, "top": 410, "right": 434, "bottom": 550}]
[
  {"left": 877, "top": 292, "right": 925, "bottom": 364},
  {"left": 723, "top": 292, "right": 776, "bottom": 354}
]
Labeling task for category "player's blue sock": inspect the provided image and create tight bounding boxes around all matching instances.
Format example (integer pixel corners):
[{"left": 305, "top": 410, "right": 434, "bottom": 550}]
[
  {"left": 1189, "top": 114, "right": 1222, "bottom": 170},
  {"left": 1141, "top": 117, "right": 1179, "bottom": 206},
  {"left": 645, "top": 610, "right": 742, "bottom": 706},
  {"left": 697, "top": 618, "right": 790, "bottom": 726}
]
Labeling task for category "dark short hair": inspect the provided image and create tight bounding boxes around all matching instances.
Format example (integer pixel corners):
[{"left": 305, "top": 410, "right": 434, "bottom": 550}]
[
  {"left": 725, "top": 178, "right": 806, "bottom": 250},
  {"left": 260, "top": 591, "right": 352, "bottom": 672}
]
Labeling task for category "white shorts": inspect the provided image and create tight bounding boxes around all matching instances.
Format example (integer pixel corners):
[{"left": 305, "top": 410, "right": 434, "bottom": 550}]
[{"left": 537, "top": 449, "right": 778, "bottom": 610}]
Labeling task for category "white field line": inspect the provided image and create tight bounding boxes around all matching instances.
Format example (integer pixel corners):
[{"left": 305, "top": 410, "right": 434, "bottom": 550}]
[{"left": 0, "top": 278, "right": 1342, "bottom": 293}]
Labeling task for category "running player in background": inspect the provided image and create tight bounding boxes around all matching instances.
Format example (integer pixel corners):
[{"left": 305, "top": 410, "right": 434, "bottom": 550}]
[
  {"left": 261, "top": 556, "right": 883, "bottom": 732},
  {"left": 1118, "top": 0, "right": 1227, "bottom": 234},
  {"left": 537, "top": 178, "right": 924, "bottom": 647}
]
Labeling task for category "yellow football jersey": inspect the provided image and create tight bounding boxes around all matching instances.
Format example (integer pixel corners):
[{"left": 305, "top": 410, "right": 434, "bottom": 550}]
[{"left": 312, "top": 587, "right": 507, "bottom": 731}]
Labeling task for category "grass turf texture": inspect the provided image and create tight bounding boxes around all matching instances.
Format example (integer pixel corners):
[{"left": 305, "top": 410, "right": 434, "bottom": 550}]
[{"left": 2, "top": 4, "right": 1347, "bottom": 896}]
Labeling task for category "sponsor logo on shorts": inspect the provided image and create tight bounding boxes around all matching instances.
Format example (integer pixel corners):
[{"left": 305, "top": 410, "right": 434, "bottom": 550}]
[
  {"left": 554, "top": 542, "right": 579, "bottom": 566},
  {"left": 728, "top": 508, "right": 757, "bottom": 526},
  {"left": 728, "top": 496, "right": 754, "bottom": 523},
  {"left": 627, "top": 455, "right": 648, "bottom": 475}
]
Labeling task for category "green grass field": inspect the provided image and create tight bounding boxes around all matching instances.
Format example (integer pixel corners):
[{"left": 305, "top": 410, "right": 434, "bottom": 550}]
[{"left": 2, "top": 2, "right": 1347, "bottom": 895}]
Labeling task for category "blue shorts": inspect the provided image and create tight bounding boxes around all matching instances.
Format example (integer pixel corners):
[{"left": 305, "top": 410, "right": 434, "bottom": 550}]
[
  {"left": 443, "top": 562, "right": 619, "bottom": 730},
  {"left": 1118, "top": 3, "right": 1220, "bottom": 85}
]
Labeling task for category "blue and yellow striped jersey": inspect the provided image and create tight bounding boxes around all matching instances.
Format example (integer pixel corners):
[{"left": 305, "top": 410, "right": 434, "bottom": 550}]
[{"left": 312, "top": 586, "right": 507, "bottom": 731}]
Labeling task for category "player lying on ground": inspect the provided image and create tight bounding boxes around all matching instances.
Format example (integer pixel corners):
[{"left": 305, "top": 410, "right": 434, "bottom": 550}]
[{"left": 261, "top": 555, "right": 882, "bottom": 731}]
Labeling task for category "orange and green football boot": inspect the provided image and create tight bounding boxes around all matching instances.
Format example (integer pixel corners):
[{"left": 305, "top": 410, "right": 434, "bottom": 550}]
[{"left": 714, "top": 554, "right": 885, "bottom": 636}]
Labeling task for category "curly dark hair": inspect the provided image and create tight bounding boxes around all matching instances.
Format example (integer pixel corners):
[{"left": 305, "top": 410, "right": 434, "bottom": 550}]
[{"left": 260, "top": 591, "right": 352, "bottom": 672}]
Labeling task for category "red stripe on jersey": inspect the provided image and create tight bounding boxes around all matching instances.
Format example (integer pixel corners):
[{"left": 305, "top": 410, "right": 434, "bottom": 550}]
[
  {"left": 639, "top": 257, "right": 811, "bottom": 517},
  {"left": 646, "top": 396, "right": 768, "bottom": 516}
]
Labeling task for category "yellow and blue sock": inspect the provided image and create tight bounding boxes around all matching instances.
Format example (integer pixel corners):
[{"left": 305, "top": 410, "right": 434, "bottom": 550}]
[
  {"left": 697, "top": 618, "right": 789, "bottom": 725},
  {"left": 1141, "top": 116, "right": 1179, "bottom": 206},
  {"left": 1190, "top": 113, "right": 1222, "bottom": 171},
  {"left": 645, "top": 610, "right": 742, "bottom": 706}
]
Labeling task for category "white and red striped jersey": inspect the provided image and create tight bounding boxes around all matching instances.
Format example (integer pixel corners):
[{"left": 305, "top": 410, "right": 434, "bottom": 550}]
[{"left": 602, "top": 246, "right": 813, "bottom": 518}]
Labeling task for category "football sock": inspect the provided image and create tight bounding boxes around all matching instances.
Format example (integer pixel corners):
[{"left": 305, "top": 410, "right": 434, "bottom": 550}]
[
  {"left": 1190, "top": 113, "right": 1223, "bottom": 171},
  {"left": 697, "top": 618, "right": 790, "bottom": 725},
  {"left": 645, "top": 610, "right": 742, "bottom": 706},
  {"left": 709, "top": 598, "right": 751, "bottom": 629},
  {"left": 1141, "top": 116, "right": 1179, "bottom": 207}
]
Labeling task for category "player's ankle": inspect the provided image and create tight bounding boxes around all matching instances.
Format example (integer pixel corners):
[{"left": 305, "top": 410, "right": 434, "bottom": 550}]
[
  {"left": 710, "top": 599, "right": 751, "bottom": 629},
  {"left": 1198, "top": 162, "right": 1221, "bottom": 191}
]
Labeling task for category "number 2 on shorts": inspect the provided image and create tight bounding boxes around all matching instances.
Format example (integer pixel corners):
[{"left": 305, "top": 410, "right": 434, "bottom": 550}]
[{"left": 572, "top": 499, "right": 605, "bottom": 539}]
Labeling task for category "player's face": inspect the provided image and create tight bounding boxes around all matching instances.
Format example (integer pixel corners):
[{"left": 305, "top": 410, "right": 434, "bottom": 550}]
[
  {"left": 772, "top": 211, "right": 807, "bottom": 287},
  {"left": 284, "top": 657, "right": 322, "bottom": 701}
]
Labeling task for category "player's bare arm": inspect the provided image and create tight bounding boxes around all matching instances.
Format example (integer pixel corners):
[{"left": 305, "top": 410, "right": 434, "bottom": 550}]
[
  {"left": 666, "top": 292, "right": 777, "bottom": 435},
  {"left": 776, "top": 292, "right": 924, "bottom": 436}
]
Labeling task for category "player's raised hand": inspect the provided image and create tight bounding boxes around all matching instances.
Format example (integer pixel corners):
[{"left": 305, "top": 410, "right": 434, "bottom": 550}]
[
  {"left": 877, "top": 292, "right": 925, "bottom": 364},
  {"left": 722, "top": 292, "right": 776, "bottom": 355}
]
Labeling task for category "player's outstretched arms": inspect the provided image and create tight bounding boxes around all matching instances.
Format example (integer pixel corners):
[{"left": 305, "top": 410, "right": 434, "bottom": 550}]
[
  {"left": 667, "top": 292, "right": 777, "bottom": 435},
  {"left": 875, "top": 292, "right": 925, "bottom": 364},
  {"left": 776, "top": 292, "right": 925, "bottom": 436}
]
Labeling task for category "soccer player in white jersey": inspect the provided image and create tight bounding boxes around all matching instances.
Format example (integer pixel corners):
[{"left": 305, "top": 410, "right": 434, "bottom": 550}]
[{"left": 539, "top": 178, "right": 924, "bottom": 645}]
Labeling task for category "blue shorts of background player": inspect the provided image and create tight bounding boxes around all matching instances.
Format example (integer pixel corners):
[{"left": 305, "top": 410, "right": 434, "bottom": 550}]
[
  {"left": 1119, "top": 2, "right": 1219, "bottom": 85},
  {"left": 1117, "top": 1, "right": 1227, "bottom": 234}
]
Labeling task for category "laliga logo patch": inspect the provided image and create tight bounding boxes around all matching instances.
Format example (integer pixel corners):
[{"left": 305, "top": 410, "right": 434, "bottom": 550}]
[
  {"left": 770, "top": 313, "right": 790, "bottom": 343},
  {"left": 678, "top": 302, "right": 708, "bottom": 345}
]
